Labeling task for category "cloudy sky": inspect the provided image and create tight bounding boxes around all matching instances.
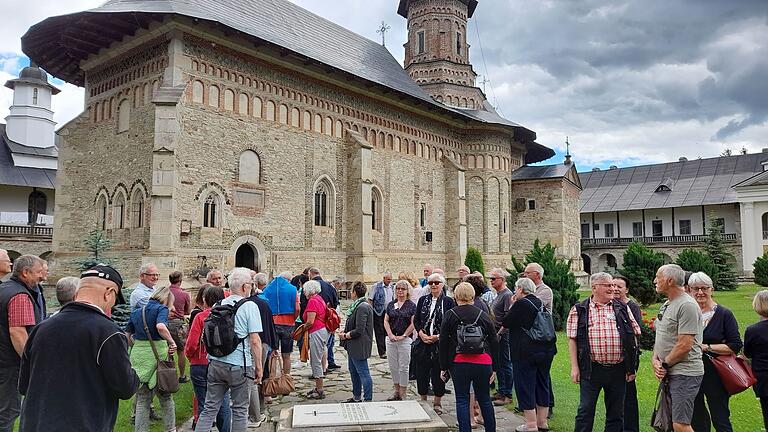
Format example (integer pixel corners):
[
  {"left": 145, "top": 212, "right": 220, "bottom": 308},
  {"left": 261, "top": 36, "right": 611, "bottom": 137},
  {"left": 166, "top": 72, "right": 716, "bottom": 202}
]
[{"left": 1, "top": 0, "right": 766, "bottom": 169}]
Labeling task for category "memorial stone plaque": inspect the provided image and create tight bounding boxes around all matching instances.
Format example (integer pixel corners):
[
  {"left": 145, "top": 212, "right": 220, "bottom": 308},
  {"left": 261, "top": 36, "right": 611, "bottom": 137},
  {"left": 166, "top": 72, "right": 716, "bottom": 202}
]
[{"left": 292, "top": 400, "right": 431, "bottom": 427}]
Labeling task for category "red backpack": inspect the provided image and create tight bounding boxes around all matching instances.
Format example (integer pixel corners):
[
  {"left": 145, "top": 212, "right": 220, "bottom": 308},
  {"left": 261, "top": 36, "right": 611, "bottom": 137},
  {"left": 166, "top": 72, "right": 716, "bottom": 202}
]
[{"left": 325, "top": 304, "right": 341, "bottom": 332}]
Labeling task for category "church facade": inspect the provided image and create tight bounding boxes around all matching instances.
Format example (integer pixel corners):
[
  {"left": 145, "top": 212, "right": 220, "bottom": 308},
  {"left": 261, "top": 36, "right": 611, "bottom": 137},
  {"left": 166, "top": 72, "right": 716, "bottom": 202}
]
[{"left": 24, "top": 0, "right": 580, "bottom": 283}]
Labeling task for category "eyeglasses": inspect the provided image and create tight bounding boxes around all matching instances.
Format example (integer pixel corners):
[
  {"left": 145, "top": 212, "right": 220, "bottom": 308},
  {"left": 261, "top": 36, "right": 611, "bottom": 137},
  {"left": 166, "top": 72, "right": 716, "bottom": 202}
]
[
  {"left": 690, "top": 286, "right": 711, "bottom": 292},
  {"left": 428, "top": 281, "right": 442, "bottom": 286},
  {"left": 143, "top": 273, "right": 160, "bottom": 278},
  {"left": 489, "top": 277, "right": 499, "bottom": 281},
  {"left": 396, "top": 287, "right": 408, "bottom": 291}
]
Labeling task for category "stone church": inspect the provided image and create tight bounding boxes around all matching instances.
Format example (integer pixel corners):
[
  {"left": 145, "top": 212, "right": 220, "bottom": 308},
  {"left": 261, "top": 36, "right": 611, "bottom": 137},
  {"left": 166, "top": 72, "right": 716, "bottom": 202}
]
[{"left": 23, "top": 0, "right": 581, "bottom": 283}]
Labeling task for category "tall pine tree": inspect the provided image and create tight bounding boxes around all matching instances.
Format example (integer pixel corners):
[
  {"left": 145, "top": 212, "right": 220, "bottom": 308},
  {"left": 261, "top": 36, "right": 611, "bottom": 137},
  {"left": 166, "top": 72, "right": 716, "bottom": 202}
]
[{"left": 704, "top": 217, "right": 738, "bottom": 290}]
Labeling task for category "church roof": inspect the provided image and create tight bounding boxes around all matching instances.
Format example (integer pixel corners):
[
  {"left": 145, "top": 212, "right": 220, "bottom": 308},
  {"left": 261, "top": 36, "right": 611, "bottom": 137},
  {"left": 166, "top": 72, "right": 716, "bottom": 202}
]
[
  {"left": 0, "top": 125, "right": 57, "bottom": 189},
  {"left": 511, "top": 162, "right": 582, "bottom": 189},
  {"left": 578, "top": 152, "right": 767, "bottom": 213},
  {"left": 4, "top": 65, "right": 60, "bottom": 95},
  {"left": 22, "top": 0, "right": 554, "bottom": 164}
]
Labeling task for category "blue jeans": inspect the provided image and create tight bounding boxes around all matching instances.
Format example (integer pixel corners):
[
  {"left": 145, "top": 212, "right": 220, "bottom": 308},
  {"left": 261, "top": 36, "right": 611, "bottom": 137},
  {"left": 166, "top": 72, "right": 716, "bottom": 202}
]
[
  {"left": 327, "top": 332, "right": 336, "bottom": 365},
  {"left": 190, "top": 364, "right": 232, "bottom": 432},
  {"left": 348, "top": 356, "right": 373, "bottom": 401},
  {"left": 452, "top": 362, "right": 496, "bottom": 432},
  {"left": 497, "top": 332, "right": 513, "bottom": 397}
]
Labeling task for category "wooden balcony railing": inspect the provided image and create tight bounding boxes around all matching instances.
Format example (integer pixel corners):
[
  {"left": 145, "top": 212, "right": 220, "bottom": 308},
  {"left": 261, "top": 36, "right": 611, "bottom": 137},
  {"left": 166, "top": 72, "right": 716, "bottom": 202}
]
[
  {"left": 0, "top": 224, "right": 53, "bottom": 239},
  {"left": 581, "top": 233, "right": 737, "bottom": 247}
]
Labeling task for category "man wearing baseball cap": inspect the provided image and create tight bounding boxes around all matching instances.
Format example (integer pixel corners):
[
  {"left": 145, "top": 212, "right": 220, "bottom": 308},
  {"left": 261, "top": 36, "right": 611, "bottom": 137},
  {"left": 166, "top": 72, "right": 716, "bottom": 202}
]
[{"left": 18, "top": 264, "right": 139, "bottom": 431}]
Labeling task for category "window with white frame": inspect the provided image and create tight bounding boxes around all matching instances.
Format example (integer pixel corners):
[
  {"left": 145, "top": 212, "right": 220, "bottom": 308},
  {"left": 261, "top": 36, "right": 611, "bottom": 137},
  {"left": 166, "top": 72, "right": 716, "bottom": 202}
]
[
  {"left": 679, "top": 219, "right": 691, "bottom": 235},
  {"left": 203, "top": 194, "right": 218, "bottom": 228}
]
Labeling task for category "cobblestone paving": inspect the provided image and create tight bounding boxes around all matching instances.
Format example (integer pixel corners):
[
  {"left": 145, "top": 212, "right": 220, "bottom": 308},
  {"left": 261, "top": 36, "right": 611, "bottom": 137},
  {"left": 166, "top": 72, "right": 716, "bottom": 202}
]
[{"left": 179, "top": 347, "right": 526, "bottom": 432}]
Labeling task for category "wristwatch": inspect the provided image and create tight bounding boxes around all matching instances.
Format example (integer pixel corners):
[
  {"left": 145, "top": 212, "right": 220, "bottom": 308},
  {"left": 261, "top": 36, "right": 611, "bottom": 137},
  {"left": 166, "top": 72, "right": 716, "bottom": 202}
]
[{"left": 661, "top": 362, "right": 671, "bottom": 370}]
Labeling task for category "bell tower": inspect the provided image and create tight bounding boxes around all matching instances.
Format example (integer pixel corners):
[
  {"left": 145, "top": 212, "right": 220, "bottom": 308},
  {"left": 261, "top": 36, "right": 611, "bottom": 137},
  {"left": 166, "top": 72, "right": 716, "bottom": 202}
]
[{"left": 399, "top": 0, "right": 485, "bottom": 109}]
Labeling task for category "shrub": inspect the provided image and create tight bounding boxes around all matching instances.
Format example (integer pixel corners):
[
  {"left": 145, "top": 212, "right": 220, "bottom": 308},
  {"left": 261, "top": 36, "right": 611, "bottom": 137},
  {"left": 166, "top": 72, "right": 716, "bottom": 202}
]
[
  {"left": 704, "top": 217, "right": 738, "bottom": 291},
  {"left": 619, "top": 242, "right": 666, "bottom": 307},
  {"left": 638, "top": 313, "right": 656, "bottom": 351},
  {"left": 510, "top": 240, "right": 580, "bottom": 331},
  {"left": 465, "top": 247, "right": 486, "bottom": 276},
  {"left": 75, "top": 230, "right": 114, "bottom": 271},
  {"left": 675, "top": 248, "right": 717, "bottom": 277},
  {"left": 754, "top": 252, "right": 768, "bottom": 287}
]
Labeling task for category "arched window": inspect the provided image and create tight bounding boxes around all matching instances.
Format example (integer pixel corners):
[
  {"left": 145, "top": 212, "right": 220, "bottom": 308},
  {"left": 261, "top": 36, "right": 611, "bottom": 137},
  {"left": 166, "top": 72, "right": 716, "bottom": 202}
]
[
  {"left": 314, "top": 179, "right": 334, "bottom": 227},
  {"left": 96, "top": 195, "right": 107, "bottom": 230},
  {"left": 113, "top": 192, "right": 126, "bottom": 229},
  {"left": 291, "top": 108, "right": 300, "bottom": 127},
  {"left": 371, "top": 187, "right": 383, "bottom": 232},
  {"left": 253, "top": 97, "right": 263, "bottom": 118},
  {"left": 28, "top": 190, "right": 47, "bottom": 225},
  {"left": 335, "top": 120, "right": 343, "bottom": 138},
  {"left": 117, "top": 99, "right": 130, "bottom": 132},
  {"left": 203, "top": 194, "right": 218, "bottom": 228},
  {"left": 208, "top": 86, "right": 220, "bottom": 108},
  {"left": 238, "top": 150, "right": 261, "bottom": 184},
  {"left": 192, "top": 80, "right": 204, "bottom": 103},
  {"left": 238, "top": 94, "right": 248, "bottom": 115},
  {"left": 131, "top": 190, "right": 144, "bottom": 228},
  {"left": 762, "top": 212, "right": 768, "bottom": 239},
  {"left": 313, "top": 114, "right": 322, "bottom": 133},
  {"left": 266, "top": 100, "right": 276, "bottom": 121},
  {"left": 324, "top": 117, "right": 333, "bottom": 136},
  {"left": 224, "top": 89, "right": 235, "bottom": 111},
  {"left": 279, "top": 104, "right": 288, "bottom": 124}
]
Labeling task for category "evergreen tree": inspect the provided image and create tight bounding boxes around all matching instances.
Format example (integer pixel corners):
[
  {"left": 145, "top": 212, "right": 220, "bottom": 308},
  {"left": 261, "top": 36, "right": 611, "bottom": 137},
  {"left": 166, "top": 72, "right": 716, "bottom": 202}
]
[
  {"left": 753, "top": 252, "right": 768, "bottom": 287},
  {"left": 619, "top": 242, "right": 665, "bottom": 306},
  {"left": 75, "top": 230, "right": 114, "bottom": 271},
  {"left": 510, "top": 240, "right": 580, "bottom": 331},
  {"left": 464, "top": 247, "right": 485, "bottom": 276},
  {"left": 704, "top": 217, "right": 738, "bottom": 290},
  {"left": 675, "top": 248, "right": 717, "bottom": 277}
]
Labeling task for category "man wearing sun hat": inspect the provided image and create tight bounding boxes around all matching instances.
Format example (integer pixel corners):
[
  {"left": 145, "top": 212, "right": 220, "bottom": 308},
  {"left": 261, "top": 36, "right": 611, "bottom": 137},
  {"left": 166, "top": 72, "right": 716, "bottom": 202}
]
[{"left": 18, "top": 264, "right": 139, "bottom": 431}]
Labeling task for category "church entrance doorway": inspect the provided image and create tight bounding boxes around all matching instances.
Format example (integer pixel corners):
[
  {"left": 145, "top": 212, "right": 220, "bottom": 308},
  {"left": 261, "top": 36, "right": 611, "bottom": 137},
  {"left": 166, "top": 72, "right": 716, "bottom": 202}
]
[{"left": 235, "top": 243, "right": 259, "bottom": 271}]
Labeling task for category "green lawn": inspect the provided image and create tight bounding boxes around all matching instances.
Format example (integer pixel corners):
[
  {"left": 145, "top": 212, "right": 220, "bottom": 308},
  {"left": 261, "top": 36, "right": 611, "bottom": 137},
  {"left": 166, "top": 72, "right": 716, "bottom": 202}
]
[
  {"left": 539, "top": 283, "right": 766, "bottom": 432},
  {"left": 113, "top": 379, "right": 195, "bottom": 432}
]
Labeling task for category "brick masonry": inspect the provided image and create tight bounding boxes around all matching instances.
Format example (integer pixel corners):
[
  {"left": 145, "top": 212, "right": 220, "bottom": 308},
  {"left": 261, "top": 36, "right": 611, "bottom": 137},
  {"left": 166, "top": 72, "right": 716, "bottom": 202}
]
[{"left": 50, "top": 17, "right": 580, "bottom": 286}]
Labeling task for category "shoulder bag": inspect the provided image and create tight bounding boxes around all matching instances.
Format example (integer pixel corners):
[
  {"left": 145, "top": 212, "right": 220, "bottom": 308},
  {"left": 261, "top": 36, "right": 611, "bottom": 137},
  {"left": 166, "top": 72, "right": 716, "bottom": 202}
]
[
  {"left": 651, "top": 377, "right": 673, "bottom": 432},
  {"left": 261, "top": 354, "right": 295, "bottom": 397},
  {"left": 142, "top": 306, "right": 180, "bottom": 394},
  {"left": 706, "top": 352, "right": 757, "bottom": 395}
]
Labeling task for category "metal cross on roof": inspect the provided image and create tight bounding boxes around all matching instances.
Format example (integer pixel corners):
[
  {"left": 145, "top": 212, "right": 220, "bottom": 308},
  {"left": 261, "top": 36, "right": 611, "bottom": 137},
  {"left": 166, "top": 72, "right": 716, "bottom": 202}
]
[
  {"left": 376, "top": 21, "right": 391, "bottom": 47},
  {"left": 565, "top": 136, "right": 571, "bottom": 156},
  {"left": 480, "top": 76, "right": 490, "bottom": 94}
]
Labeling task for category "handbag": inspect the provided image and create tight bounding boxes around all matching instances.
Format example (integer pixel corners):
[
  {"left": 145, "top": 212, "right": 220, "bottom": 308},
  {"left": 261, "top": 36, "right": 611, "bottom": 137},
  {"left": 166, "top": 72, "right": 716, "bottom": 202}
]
[
  {"left": 651, "top": 378, "right": 673, "bottom": 432},
  {"left": 706, "top": 352, "right": 757, "bottom": 395},
  {"left": 142, "top": 306, "right": 180, "bottom": 394},
  {"left": 261, "top": 355, "right": 295, "bottom": 397}
]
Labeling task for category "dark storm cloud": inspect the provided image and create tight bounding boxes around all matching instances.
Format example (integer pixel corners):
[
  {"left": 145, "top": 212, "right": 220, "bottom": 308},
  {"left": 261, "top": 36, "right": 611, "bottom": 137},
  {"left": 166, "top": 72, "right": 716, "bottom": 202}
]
[{"left": 470, "top": 0, "right": 768, "bottom": 146}]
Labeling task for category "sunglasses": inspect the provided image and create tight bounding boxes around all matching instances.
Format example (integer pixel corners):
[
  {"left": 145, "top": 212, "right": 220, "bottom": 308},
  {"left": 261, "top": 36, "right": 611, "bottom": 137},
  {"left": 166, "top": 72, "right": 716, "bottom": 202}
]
[
  {"left": 489, "top": 277, "right": 499, "bottom": 280},
  {"left": 657, "top": 303, "right": 669, "bottom": 322},
  {"left": 428, "top": 281, "right": 442, "bottom": 285}
]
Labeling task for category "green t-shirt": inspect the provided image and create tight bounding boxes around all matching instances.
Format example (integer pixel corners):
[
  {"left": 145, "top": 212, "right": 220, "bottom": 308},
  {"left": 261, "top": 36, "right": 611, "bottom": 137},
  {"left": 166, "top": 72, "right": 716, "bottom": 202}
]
[{"left": 653, "top": 293, "right": 704, "bottom": 376}]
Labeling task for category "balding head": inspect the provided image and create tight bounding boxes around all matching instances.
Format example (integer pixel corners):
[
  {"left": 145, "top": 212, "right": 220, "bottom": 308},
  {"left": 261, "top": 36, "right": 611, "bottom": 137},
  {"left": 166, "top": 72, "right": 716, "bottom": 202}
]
[
  {"left": 0, "top": 249, "right": 11, "bottom": 277},
  {"left": 75, "top": 276, "right": 120, "bottom": 315}
]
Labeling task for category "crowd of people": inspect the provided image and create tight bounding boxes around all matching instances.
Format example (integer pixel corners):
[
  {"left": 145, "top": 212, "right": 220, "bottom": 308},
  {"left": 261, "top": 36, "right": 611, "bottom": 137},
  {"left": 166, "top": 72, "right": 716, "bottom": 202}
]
[{"left": 0, "top": 246, "right": 767, "bottom": 432}]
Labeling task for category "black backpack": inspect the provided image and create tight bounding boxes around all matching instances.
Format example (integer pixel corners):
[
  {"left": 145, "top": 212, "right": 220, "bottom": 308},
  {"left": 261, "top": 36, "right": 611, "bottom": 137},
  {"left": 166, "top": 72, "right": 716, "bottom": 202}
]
[
  {"left": 523, "top": 298, "right": 556, "bottom": 343},
  {"left": 451, "top": 309, "right": 486, "bottom": 354},
  {"left": 203, "top": 298, "right": 250, "bottom": 357}
]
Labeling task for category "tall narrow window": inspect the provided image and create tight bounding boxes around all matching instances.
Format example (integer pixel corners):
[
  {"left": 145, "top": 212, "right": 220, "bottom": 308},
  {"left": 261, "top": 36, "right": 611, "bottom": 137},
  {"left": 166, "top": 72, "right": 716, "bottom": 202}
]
[
  {"left": 96, "top": 196, "right": 107, "bottom": 231},
  {"left": 132, "top": 191, "right": 144, "bottom": 228},
  {"left": 679, "top": 220, "right": 691, "bottom": 235},
  {"left": 371, "top": 188, "right": 383, "bottom": 232},
  {"left": 417, "top": 31, "right": 425, "bottom": 54},
  {"left": 503, "top": 212, "right": 508, "bottom": 234},
  {"left": 420, "top": 203, "right": 427, "bottom": 229},
  {"left": 117, "top": 99, "right": 130, "bottom": 132},
  {"left": 456, "top": 32, "right": 462, "bottom": 55},
  {"left": 113, "top": 193, "right": 125, "bottom": 229},
  {"left": 28, "top": 190, "right": 46, "bottom": 225},
  {"left": 604, "top": 223, "right": 615, "bottom": 238},
  {"left": 203, "top": 195, "right": 217, "bottom": 228},
  {"left": 32, "top": 88, "right": 39, "bottom": 105},
  {"left": 632, "top": 222, "right": 643, "bottom": 237},
  {"left": 314, "top": 182, "right": 329, "bottom": 227}
]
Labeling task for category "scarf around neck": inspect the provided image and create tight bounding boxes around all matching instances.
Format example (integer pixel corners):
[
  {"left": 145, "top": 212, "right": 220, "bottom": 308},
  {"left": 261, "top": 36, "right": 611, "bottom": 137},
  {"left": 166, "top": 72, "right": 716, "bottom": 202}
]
[{"left": 347, "top": 296, "right": 366, "bottom": 318}]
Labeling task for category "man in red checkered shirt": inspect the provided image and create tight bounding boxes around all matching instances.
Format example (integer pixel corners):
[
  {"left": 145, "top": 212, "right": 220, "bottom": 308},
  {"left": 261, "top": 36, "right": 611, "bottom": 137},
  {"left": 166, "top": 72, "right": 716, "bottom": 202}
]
[
  {"left": 567, "top": 272, "right": 641, "bottom": 432},
  {"left": 0, "top": 254, "right": 46, "bottom": 431}
]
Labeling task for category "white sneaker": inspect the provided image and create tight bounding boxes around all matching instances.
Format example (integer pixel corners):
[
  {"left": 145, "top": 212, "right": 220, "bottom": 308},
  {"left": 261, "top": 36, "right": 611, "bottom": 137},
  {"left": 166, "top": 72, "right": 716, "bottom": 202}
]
[
  {"left": 292, "top": 361, "right": 306, "bottom": 369},
  {"left": 248, "top": 414, "right": 267, "bottom": 427}
]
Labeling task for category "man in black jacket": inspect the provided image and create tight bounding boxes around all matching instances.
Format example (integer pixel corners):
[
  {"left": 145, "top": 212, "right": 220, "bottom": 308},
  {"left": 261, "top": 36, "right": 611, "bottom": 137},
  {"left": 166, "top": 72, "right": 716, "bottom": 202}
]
[
  {"left": 567, "top": 272, "right": 641, "bottom": 432},
  {"left": 18, "top": 265, "right": 139, "bottom": 431}
]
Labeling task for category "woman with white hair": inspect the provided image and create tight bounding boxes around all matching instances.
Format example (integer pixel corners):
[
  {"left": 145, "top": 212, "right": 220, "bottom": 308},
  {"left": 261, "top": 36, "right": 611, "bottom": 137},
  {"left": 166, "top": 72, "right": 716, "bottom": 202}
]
[
  {"left": 501, "top": 278, "right": 556, "bottom": 432},
  {"left": 689, "top": 272, "right": 742, "bottom": 432},
  {"left": 413, "top": 272, "right": 455, "bottom": 414},
  {"left": 302, "top": 279, "right": 328, "bottom": 399},
  {"left": 384, "top": 279, "right": 416, "bottom": 400}
]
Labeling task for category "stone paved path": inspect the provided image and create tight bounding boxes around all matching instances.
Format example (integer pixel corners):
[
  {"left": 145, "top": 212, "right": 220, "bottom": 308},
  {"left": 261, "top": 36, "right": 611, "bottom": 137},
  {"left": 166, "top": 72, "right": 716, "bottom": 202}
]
[{"left": 180, "top": 303, "right": 526, "bottom": 431}]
